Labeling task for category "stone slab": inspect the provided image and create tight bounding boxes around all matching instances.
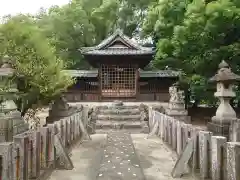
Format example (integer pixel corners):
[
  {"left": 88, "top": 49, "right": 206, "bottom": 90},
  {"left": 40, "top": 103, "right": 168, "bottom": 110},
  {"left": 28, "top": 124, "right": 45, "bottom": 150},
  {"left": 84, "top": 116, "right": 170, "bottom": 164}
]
[
  {"left": 99, "top": 108, "right": 140, "bottom": 115},
  {"left": 171, "top": 136, "right": 194, "bottom": 178},
  {"left": 97, "top": 114, "right": 141, "bottom": 121},
  {"left": 96, "top": 120, "right": 142, "bottom": 130},
  {"left": 54, "top": 133, "right": 74, "bottom": 170}
]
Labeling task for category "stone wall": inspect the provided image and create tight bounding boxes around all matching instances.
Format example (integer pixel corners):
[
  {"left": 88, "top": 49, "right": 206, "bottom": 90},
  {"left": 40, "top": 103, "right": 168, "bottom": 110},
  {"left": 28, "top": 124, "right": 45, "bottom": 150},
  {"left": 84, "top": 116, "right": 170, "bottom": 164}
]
[
  {"left": 189, "top": 107, "right": 240, "bottom": 124},
  {"left": 64, "top": 92, "right": 170, "bottom": 102},
  {"left": 0, "top": 108, "right": 86, "bottom": 180},
  {"left": 148, "top": 107, "right": 240, "bottom": 180}
]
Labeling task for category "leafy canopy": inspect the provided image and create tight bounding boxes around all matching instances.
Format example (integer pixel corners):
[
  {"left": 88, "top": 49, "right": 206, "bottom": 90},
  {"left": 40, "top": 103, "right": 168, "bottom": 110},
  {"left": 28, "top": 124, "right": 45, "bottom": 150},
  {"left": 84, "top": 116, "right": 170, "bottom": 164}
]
[
  {"left": 142, "top": 0, "right": 240, "bottom": 106},
  {"left": 0, "top": 15, "right": 73, "bottom": 109}
]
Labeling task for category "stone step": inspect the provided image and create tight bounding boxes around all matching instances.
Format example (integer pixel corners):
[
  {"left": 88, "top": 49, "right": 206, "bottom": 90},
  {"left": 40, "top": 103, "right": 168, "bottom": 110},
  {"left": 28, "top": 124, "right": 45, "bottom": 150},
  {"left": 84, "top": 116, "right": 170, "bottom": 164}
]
[
  {"left": 98, "top": 108, "right": 140, "bottom": 115},
  {"left": 97, "top": 114, "right": 141, "bottom": 121},
  {"left": 95, "top": 120, "right": 142, "bottom": 130},
  {"left": 95, "top": 129, "right": 143, "bottom": 134},
  {"left": 96, "top": 105, "right": 140, "bottom": 110}
]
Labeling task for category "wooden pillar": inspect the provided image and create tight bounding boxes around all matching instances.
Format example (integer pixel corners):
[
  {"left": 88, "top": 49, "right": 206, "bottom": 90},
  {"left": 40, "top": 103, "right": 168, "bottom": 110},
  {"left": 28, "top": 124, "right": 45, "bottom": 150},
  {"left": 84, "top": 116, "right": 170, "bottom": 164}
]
[
  {"left": 135, "top": 66, "right": 139, "bottom": 101},
  {"left": 98, "top": 64, "right": 102, "bottom": 101}
]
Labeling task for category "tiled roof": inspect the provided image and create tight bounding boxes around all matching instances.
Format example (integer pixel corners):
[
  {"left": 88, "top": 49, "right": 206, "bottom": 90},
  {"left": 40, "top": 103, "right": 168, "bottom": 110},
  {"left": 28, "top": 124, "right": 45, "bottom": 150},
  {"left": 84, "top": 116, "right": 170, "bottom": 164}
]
[
  {"left": 82, "top": 48, "right": 154, "bottom": 55},
  {"left": 139, "top": 70, "right": 180, "bottom": 78},
  {"left": 63, "top": 70, "right": 180, "bottom": 78},
  {"left": 63, "top": 70, "right": 97, "bottom": 78},
  {"left": 80, "top": 29, "right": 154, "bottom": 56}
]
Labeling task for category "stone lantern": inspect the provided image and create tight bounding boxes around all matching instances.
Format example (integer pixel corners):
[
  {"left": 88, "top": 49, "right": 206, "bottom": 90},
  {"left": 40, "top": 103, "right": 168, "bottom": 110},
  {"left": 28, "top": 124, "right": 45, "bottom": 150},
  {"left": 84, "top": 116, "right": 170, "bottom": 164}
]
[
  {"left": 207, "top": 60, "right": 240, "bottom": 140},
  {"left": 0, "top": 55, "right": 28, "bottom": 142},
  {"left": 46, "top": 95, "right": 74, "bottom": 123}
]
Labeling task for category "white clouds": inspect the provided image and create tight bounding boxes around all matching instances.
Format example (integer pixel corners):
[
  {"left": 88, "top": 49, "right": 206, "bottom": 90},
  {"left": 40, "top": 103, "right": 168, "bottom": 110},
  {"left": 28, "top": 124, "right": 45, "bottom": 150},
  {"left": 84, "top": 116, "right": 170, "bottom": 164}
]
[{"left": 0, "top": 0, "right": 70, "bottom": 17}]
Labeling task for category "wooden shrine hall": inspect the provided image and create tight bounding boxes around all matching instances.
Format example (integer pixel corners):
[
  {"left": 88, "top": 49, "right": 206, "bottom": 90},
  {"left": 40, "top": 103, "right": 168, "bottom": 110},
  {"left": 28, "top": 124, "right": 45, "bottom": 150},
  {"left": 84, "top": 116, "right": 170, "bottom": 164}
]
[{"left": 64, "top": 29, "right": 180, "bottom": 102}]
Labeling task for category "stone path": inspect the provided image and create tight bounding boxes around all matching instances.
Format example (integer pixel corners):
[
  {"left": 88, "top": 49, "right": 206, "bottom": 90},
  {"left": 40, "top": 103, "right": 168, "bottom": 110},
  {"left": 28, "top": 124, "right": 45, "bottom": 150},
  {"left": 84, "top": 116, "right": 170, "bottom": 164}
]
[
  {"left": 48, "top": 133, "right": 196, "bottom": 180},
  {"left": 132, "top": 134, "right": 196, "bottom": 180},
  {"left": 97, "top": 132, "right": 145, "bottom": 180},
  {"left": 48, "top": 134, "right": 107, "bottom": 180}
]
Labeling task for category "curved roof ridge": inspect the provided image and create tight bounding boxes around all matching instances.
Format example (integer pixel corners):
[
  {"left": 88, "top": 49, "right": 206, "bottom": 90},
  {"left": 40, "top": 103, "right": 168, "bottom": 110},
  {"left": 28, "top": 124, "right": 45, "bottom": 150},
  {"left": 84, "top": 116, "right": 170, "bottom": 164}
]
[{"left": 80, "top": 29, "right": 154, "bottom": 54}]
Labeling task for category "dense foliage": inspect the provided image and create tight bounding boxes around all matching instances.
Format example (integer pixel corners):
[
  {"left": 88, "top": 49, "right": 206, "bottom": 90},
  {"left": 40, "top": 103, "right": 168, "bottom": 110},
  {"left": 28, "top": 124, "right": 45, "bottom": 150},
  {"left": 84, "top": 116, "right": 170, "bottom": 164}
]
[
  {"left": 0, "top": 15, "right": 73, "bottom": 113},
  {"left": 1, "top": 0, "right": 240, "bottom": 108},
  {"left": 142, "top": 0, "right": 240, "bottom": 106},
  {"left": 35, "top": 0, "right": 157, "bottom": 69}
]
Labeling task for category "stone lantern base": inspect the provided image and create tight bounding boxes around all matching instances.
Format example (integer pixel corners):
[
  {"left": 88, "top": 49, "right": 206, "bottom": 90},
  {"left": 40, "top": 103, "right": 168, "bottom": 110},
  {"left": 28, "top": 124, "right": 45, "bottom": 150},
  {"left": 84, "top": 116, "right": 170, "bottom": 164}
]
[
  {"left": 165, "top": 108, "right": 190, "bottom": 123},
  {"left": 207, "top": 121, "right": 231, "bottom": 140}
]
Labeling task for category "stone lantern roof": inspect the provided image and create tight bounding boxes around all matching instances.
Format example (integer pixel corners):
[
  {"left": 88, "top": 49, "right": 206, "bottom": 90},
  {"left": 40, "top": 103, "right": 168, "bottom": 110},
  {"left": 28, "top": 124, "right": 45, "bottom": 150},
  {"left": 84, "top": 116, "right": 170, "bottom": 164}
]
[
  {"left": 0, "top": 55, "right": 18, "bottom": 112},
  {"left": 0, "top": 55, "right": 14, "bottom": 76},
  {"left": 209, "top": 60, "right": 240, "bottom": 82}
]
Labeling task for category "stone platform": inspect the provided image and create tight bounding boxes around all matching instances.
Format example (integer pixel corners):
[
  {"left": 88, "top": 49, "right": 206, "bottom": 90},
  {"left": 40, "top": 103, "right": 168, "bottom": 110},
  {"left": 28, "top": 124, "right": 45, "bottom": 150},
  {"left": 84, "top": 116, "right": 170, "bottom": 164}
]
[{"left": 95, "top": 103, "right": 145, "bottom": 132}]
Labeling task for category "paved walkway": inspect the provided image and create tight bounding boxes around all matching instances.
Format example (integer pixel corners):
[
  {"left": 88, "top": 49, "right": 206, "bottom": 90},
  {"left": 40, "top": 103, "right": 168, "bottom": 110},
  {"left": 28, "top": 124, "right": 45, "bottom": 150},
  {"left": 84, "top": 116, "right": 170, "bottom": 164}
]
[
  {"left": 48, "top": 133, "right": 196, "bottom": 180},
  {"left": 97, "top": 132, "right": 145, "bottom": 180}
]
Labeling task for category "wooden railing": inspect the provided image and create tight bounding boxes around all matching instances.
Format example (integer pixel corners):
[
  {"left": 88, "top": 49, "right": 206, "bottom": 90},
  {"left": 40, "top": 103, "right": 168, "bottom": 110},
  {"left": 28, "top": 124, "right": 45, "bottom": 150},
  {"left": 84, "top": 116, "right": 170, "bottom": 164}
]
[
  {"left": 148, "top": 107, "right": 240, "bottom": 180},
  {"left": 0, "top": 109, "right": 86, "bottom": 180}
]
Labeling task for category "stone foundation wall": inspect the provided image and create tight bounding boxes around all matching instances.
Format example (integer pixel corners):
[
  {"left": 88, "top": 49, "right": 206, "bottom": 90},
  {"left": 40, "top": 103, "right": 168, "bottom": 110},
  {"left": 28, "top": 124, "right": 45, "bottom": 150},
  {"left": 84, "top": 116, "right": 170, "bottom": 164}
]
[
  {"left": 0, "top": 108, "right": 86, "bottom": 180},
  {"left": 189, "top": 107, "right": 240, "bottom": 124},
  {"left": 64, "top": 92, "right": 170, "bottom": 102},
  {"left": 148, "top": 107, "right": 240, "bottom": 180}
]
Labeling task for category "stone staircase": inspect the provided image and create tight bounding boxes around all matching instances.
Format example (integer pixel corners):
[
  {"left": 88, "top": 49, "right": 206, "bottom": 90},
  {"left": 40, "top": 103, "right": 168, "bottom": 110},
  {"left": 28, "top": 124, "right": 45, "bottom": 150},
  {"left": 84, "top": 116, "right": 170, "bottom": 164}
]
[{"left": 94, "top": 102, "right": 148, "bottom": 133}]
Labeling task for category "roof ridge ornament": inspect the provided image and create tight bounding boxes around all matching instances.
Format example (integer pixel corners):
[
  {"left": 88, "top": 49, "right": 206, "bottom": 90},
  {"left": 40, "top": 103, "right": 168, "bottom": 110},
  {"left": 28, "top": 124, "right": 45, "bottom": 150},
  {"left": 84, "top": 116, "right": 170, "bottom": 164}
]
[
  {"left": 218, "top": 60, "right": 229, "bottom": 69},
  {"left": 1, "top": 55, "right": 13, "bottom": 69},
  {"left": 115, "top": 28, "right": 123, "bottom": 35},
  {"left": 209, "top": 60, "right": 240, "bottom": 82}
]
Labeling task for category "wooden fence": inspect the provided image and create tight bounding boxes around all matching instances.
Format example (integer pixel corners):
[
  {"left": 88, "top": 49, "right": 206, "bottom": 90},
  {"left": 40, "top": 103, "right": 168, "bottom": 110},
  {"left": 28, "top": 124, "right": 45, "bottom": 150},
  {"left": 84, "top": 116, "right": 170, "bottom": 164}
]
[
  {"left": 148, "top": 107, "right": 240, "bottom": 180},
  {"left": 0, "top": 108, "right": 86, "bottom": 180}
]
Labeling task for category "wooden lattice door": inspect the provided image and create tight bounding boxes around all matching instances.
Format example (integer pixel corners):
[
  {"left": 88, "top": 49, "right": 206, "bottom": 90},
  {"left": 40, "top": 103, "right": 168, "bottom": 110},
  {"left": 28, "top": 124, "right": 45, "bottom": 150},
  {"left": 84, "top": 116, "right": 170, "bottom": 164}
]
[{"left": 100, "top": 64, "right": 137, "bottom": 98}]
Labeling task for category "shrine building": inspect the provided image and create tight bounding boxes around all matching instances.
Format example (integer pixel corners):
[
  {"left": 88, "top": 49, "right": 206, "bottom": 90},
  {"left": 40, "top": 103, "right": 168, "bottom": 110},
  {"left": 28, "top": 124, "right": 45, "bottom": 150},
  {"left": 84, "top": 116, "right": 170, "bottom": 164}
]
[{"left": 64, "top": 29, "right": 179, "bottom": 102}]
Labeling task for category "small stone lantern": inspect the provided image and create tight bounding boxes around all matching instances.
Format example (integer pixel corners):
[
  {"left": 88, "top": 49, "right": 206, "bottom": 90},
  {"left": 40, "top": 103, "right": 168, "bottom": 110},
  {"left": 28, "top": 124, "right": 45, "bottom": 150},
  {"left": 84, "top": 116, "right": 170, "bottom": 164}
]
[
  {"left": 46, "top": 95, "right": 74, "bottom": 123},
  {"left": 0, "top": 55, "right": 28, "bottom": 142},
  {"left": 207, "top": 60, "right": 240, "bottom": 140}
]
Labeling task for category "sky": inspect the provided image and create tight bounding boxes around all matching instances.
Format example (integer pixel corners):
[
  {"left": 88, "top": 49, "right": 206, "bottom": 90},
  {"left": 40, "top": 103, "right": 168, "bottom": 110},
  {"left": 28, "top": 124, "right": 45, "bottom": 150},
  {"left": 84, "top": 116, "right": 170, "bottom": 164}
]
[{"left": 0, "top": 0, "right": 70, "bottom": 17}]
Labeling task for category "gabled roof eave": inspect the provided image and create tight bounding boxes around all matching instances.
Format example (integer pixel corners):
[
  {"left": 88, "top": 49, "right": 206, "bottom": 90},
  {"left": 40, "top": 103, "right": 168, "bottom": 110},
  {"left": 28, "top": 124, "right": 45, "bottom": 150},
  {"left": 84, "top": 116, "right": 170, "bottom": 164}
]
[{"left": 79, "top": 29, "right": 153, "bottom": 54}]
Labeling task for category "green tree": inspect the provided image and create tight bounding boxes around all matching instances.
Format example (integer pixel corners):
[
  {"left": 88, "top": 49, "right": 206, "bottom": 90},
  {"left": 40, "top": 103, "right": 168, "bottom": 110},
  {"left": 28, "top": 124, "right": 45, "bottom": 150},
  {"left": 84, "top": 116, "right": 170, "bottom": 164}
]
[
  {"left": 142, "top": 0, "right": 240, "bottom": 106},
  {"left": 0, "top": 15, "right": 73, "bottom": 113},
  {"left": 34, "top": 0, "right": 157, "bottom": 69},
  {"left": 36, "top": 4, "right": 96, "bottom": 69}
]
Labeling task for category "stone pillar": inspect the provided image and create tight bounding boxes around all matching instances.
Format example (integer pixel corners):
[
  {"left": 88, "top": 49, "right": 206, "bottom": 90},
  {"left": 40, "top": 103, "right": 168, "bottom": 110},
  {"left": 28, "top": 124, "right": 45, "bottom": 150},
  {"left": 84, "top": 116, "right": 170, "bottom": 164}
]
[
  {"left": 226, "top": 142, "right": 240, "bottom": 180},
  {"left": 211, "top": 136, "right": 227, "bottom": 180},
  {"left": 165, "top": 83, "right": 189, "bottom": 123},
  {"left": 0, "top": 55, "right": 28, "bottom": 142},
  {"left": 199, "top": 131, "right": 212, "bottom": 179},
  {"left": 207, "top": 60, "right": 240, "bottom": 140}
]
